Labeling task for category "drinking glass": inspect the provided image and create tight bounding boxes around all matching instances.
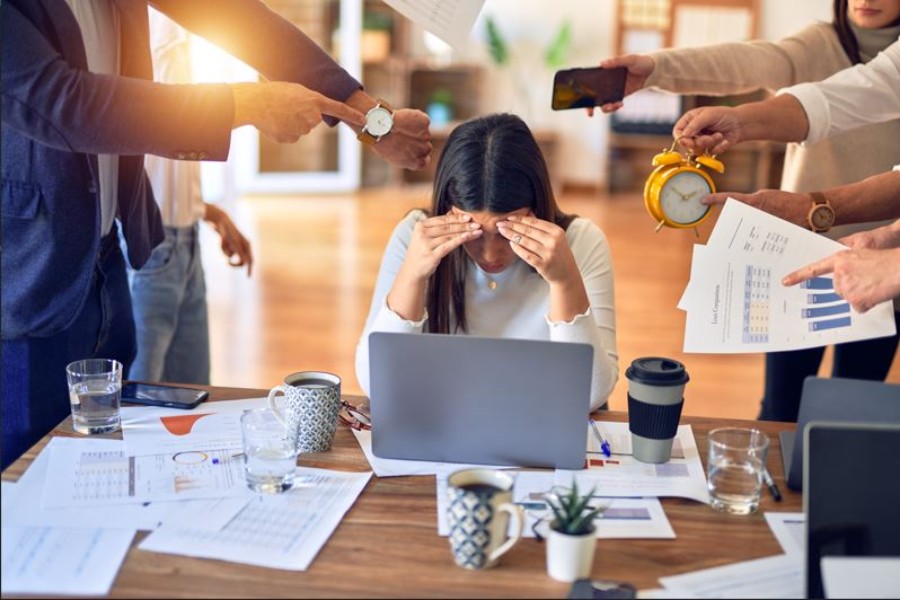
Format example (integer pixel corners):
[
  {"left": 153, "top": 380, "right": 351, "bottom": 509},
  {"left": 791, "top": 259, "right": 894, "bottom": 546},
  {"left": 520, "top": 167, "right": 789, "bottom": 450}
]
[
  {"left": 65, "top": 359, "right": 123, "bottom": 434},
  {"left": 240, "top": 408, "right": 300, "bottom": 494},
  {"left": 706, "top": 427, "right": 769, "bottom": 515}
]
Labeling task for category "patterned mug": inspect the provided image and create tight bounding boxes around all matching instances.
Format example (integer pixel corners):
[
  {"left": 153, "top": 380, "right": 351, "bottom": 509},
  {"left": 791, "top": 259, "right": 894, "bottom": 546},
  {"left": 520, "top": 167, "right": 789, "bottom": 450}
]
[
  {"left": 267, "top": 371, "right": 341, "bottom": 453},
  {"left": 446, "top": 468, "right": 523, "bottom": 570}
]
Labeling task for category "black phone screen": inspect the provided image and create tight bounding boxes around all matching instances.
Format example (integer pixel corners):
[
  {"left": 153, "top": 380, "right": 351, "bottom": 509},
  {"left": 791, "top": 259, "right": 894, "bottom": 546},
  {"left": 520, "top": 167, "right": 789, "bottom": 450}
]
[
  {"left": 551, "top": 67, "right": 627, "bottom": 110},
  {"left": 121, "top": 383, "right": 209, "bottom": 409}
]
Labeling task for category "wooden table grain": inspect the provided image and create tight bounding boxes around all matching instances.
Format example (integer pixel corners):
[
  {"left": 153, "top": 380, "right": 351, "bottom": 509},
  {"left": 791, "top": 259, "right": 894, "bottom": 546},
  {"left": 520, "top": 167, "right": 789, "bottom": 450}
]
[{"left": 2, "top": 386, "right": 800, "bottom": 598}]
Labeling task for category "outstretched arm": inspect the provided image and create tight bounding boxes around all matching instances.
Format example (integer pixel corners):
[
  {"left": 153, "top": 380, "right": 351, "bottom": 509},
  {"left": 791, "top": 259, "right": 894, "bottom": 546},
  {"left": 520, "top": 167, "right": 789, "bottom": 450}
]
[{"left": 673, "top": 94, "right": 809, "bottom": 154}]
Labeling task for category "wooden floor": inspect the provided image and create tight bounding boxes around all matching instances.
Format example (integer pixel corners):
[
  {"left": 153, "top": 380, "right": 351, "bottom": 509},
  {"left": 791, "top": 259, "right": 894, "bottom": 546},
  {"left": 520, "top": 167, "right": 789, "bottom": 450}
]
[{"left": 200, "top": 187, "right": 899, "bottom": 419}]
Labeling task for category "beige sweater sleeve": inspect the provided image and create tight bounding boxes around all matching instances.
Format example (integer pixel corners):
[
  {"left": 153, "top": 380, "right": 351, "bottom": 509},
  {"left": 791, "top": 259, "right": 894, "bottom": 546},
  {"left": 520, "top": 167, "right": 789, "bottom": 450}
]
[{"left": 645, "top": 22, "right": 851, "bottom": 96}]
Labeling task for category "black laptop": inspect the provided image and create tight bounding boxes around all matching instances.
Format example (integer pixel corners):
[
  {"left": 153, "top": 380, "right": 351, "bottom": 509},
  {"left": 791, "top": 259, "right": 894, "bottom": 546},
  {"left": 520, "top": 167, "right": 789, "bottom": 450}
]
[
  {"left": 803, "top": 422, "right": 900, "bottom": 599},
  {"left": 782, "top": 377, "right": 900, "bottom": 491}
]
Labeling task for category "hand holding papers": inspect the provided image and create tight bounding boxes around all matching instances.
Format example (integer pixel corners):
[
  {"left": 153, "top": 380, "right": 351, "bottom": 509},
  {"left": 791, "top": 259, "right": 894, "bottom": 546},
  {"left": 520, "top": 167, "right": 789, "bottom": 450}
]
[{"left": 680, "top": 199, "right": 895, "bottom": 353}]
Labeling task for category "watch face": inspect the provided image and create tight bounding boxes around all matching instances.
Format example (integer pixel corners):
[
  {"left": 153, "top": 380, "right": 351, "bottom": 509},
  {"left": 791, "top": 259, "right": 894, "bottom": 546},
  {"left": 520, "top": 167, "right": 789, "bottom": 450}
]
[
  {"left": 366, "top": 106, "right": 393, "bottom": 137},
  {"left": 810, "top": 205, "right": 835, "bottom": 230},
  {"left": 659, "top": 171, "right": 712, "bottom": 225}
]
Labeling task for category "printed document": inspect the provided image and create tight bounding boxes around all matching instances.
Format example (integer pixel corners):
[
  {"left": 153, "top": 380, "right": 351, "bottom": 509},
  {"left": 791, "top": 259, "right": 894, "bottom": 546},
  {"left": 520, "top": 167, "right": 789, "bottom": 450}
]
[
  {"left": 659, "top": 553, "right": 803, "bottom": 598},
  {"left": 559, "top": 422, "right": 710, "bottom": 503},
  {"left": 6, "top": 438, "right": 172, "bottom": 530},
  {"left": 121, "top": 397, "right": 265, "bottom": 456},
  {"left": 1, "top": 481, "right": 135, "bottom": 596},
  {"left": 681, "top": 200, "right": 895, "bottom": 353},
  {"left": 764, "top": 512, "right": 805, "bottom": 556},
  {"left": 139, "top": 468, "right": 372, "bottom": 571},
  {"left": 351, "top": 428, "right": 509, "bottom": 476},
  {"left": 42, "top": 438, "right": 246, "bottom": 508},
  {"left": 435, "top": 469, "right": 675, "bottom": 539},
  {"left": 383, "top": 0, "right": 485, "bottom": 48}
]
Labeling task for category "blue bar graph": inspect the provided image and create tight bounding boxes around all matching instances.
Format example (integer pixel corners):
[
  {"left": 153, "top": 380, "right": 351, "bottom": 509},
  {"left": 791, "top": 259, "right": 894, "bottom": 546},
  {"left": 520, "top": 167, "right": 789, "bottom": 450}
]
[
  {"left": 800, "top": 277, "right": 834, "bottom": 290},
  {"left": 807, "top": 292, "right": 843, "bottom": 304},
  {"left": 809, "top": 316, "right": 852, "bottom": 331},
  {"left": 802, "top": 304, "right": 851, "bottom": 318}
]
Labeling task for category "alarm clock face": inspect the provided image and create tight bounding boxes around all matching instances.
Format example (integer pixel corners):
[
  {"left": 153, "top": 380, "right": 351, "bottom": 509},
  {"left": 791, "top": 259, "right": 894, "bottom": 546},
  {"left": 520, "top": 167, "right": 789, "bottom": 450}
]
[{"left": 659, "top": 171, "right": 712, "bottom": 225}]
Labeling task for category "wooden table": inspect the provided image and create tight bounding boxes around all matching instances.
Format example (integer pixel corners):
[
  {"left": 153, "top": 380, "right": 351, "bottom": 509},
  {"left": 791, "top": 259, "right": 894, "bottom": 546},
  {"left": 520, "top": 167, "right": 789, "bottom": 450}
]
[{"left": 2, "top": 386, "right": 801, "bottom": 598}]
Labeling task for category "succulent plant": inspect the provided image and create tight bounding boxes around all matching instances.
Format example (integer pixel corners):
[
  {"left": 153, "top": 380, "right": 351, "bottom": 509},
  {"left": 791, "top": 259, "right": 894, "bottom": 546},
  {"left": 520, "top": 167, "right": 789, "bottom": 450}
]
[{"left": 545, "top": 481, "right": 605, "bottom": 535}]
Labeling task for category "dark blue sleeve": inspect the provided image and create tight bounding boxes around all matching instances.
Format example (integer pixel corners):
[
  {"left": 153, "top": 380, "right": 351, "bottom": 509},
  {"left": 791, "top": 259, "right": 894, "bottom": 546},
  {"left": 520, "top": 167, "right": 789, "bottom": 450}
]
[
  {"left": 1, "top": 3, "right": 234, "bottom": 159},
  {"left": 151, "top": 0, "right": 363, "bottom": 126}
]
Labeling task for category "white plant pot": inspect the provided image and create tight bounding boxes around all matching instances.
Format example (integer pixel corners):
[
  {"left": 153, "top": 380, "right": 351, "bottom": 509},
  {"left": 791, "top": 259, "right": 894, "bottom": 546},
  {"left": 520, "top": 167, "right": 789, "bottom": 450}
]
[{"left": 546, "top": 526, "right": 597, "bottom": 582}]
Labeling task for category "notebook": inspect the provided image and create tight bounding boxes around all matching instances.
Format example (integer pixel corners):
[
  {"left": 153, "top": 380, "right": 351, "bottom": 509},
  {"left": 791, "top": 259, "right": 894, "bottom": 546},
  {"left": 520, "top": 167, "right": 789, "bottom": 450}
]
[
  {"left": 368, "top": 332, "right": 593, "bottom": 469},
  {"left": 803, "top": 422, "right": 900, "bottom": 599},
  {"left": 782, "top": 377, "right": 900, "bottom": 491}
]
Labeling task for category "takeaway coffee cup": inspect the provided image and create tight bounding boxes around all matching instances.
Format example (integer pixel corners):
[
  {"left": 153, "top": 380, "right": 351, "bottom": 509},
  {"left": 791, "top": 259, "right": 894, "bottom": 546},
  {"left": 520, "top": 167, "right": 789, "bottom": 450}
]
[{"left": 626, "top": 357, "right": 689, "bottom": 464}]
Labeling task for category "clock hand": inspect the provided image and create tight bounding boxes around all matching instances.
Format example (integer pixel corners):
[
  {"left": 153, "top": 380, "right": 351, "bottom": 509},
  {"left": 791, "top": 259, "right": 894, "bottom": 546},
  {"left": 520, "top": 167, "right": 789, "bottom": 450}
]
[{"left": 681, "top": 190, "right": 700, "bottom": 201}]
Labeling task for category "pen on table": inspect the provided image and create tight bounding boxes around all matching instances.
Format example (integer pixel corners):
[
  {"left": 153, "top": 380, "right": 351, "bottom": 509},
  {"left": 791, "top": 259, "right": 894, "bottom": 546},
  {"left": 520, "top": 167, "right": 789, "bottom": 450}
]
[
  {"left": 762, "top": 467, "right": 782, "bottom": 502},
  {"left": 588, "top": 419, "right": 611, "bottom": 458}
]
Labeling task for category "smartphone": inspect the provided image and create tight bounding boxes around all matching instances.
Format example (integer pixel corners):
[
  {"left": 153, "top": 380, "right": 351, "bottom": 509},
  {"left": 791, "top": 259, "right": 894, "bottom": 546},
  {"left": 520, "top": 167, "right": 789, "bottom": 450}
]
[
  {"left": 551, "top": 66, "right": 627, "bottom": 110},
  {"left": 568, "top": 579, "right": 637, "bottom": 599},
  {"left": 121, "top": 383, "right": 209, "bottom": 409}
]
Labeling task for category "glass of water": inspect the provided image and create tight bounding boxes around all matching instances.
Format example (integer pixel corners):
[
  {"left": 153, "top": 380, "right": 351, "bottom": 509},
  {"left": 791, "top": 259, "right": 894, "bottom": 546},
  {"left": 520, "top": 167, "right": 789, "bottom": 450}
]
[
  {"left": 706, "top": 427, "right": 770, "bottom": 515},
  {"left": 240, "top": 408, "right": 300, "bottom": 494},
  {"left": 65, "top": 359, "right": 123, "bottom": 435}
]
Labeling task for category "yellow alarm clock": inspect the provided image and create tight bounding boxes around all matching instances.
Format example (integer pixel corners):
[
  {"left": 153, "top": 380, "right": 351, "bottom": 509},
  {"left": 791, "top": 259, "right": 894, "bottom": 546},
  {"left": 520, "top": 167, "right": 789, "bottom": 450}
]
[{"left": 643, "top": 139, "right": 724, "bottom": 233}]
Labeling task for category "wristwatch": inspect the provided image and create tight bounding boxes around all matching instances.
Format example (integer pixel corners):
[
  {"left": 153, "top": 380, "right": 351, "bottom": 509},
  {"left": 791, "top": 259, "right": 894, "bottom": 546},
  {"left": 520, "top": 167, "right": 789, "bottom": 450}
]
[
  {"left": 807, "top": 191, "right": 835, "bottom": 233},
  {"left": 357, "top": 99, "right": 394, "bottom": 145}
]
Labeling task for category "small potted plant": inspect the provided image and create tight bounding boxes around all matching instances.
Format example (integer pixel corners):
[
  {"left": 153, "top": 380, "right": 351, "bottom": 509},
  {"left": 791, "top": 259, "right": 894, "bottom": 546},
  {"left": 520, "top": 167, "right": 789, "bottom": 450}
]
[{"left": 544, "top": 481, "right": 605, "bottom": 582}]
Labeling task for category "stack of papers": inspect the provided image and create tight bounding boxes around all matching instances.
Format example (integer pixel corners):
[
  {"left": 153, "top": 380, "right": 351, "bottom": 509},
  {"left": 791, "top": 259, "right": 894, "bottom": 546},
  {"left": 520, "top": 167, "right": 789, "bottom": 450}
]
[
  {"left": 1, "top": 398, "right": 372, "bottom": 595},
  {"left": 679, "top": 200, "right": 895, "bottom": 353}
]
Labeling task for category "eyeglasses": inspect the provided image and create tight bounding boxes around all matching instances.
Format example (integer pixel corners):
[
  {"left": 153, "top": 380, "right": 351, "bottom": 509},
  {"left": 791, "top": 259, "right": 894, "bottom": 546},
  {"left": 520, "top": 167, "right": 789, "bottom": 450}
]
[{"left": 338, "top": 400, "right": 371, "bottom": 431}]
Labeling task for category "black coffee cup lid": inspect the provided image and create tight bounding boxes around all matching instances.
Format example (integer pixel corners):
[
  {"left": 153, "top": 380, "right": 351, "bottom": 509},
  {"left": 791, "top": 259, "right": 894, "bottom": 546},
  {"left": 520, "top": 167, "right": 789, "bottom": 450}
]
[{"left": 625, "top": 357, "right": 689, "bottom": 386}]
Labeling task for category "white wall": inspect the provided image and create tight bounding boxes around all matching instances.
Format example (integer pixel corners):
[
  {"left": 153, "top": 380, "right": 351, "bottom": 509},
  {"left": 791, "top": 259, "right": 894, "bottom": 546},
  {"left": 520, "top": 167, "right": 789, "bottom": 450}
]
[{"left": 459, "top": 0, "right": 831, "bottom": 188}]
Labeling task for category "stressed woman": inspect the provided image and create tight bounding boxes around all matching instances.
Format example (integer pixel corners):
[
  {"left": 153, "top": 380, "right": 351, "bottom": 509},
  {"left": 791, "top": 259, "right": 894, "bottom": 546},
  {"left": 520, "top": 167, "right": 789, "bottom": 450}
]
[{"left": 355, "top": 113, "right": 618, "bottom": 410}]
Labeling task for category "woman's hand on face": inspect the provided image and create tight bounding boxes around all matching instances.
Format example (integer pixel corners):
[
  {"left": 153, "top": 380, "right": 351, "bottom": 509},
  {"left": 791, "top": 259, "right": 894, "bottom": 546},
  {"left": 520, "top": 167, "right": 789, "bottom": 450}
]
[
  {"left": 496, "top": 215, "right": 579, "bottom": 285},
  {"left": 402, "top": 212, "right": 482, "bottom": 281}
]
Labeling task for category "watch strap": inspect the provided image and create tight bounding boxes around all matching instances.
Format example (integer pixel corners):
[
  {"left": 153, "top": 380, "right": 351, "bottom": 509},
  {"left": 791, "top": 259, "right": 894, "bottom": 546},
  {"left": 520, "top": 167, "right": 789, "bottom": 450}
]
[{"left": 357, "top": 99, "right": 394, "bottom": 146}]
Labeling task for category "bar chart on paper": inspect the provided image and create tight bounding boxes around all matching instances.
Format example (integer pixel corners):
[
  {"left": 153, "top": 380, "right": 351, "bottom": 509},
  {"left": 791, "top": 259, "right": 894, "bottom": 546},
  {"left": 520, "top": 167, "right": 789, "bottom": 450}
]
[
  {"left": 683, "top": 200, "right": 896, "bottom": 353},
  {"left": 800, "top": 277, "right": 851, "bottom": 332}
]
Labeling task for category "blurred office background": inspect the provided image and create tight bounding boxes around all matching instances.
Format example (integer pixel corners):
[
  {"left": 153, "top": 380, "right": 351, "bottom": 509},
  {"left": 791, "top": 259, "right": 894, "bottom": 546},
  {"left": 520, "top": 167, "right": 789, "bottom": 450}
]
[{"left": 187, "top": 0, "right": 898, "bottom": 417}]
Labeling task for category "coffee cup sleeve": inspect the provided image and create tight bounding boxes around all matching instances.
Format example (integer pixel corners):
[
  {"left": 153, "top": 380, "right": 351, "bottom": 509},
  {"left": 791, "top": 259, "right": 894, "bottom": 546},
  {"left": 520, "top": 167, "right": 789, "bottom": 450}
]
[{"left": 627, "top": 394, "right": 684, "bottom": 440}]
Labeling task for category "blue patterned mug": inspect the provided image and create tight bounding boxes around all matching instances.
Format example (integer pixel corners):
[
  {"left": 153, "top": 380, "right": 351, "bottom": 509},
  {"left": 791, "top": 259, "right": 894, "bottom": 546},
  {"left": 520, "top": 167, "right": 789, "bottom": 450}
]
[
  {"left": 267, "top": 371, "right": 341, "bottom": 453},
  {"left": 446, "top": 469, "right": 523, "bottom": 570}
]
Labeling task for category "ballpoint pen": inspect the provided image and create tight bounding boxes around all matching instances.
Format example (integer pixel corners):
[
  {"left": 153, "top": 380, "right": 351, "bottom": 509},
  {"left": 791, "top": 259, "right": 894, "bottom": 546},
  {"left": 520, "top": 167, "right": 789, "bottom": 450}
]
[
  {"left": 589, "top": 419, "right": 611, "bottom": 458},
  {"left": 762, "top": 467, "right": 782, "bottom": 502}
]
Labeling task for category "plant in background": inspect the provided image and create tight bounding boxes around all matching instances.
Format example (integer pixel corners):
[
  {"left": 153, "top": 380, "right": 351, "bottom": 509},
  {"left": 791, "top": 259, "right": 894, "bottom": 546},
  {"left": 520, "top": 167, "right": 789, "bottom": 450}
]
[
  {"left": 485, "top": 15, "right": 509, "bottom": 66},
  {"left": 544, "top": 20, "right": 572, "bottom": 70},
  {"left": 545, "top": 481, "right": 605, "bottom": 535},
  {"left": 483, "top": 15, "right": 572, "bottom": 121}
]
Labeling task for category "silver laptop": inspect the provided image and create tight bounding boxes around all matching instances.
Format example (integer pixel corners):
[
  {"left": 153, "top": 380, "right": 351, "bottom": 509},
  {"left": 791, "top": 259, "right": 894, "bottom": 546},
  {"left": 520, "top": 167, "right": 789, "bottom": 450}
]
[
  {"left": 368, "top": 332, "right": 593, "bottom": 469},
  {"left": 783, "top": 377, "right": 900, "bottom": 491},
  {"left": 803, "top": 422, "right": 900, "bottom": 599}
]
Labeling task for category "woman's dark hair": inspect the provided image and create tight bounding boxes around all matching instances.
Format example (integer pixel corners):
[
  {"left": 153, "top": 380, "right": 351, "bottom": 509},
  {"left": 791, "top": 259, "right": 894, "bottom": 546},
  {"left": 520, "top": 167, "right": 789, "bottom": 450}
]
[
  {"left": 424, "top": 113, "right": 574, "bottom": 334},
  {"left": 833, "top": 0, "right": 863, "bottom": 64}
]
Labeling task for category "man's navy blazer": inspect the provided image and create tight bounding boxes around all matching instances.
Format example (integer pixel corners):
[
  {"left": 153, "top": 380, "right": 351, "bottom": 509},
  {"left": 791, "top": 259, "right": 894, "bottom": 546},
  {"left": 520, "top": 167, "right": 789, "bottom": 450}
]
[{"left": 1, "top": 0, "right": 361, "bottom": 339}]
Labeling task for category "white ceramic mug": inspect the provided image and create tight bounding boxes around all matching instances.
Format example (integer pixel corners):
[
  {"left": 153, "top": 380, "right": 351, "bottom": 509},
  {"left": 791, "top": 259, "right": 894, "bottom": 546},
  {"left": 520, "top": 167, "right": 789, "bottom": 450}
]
[
  {"left": 267, "top": 371, "right": 341, "bottom": 453},
  {"left": 446, "top": 468, "right": 523, "bottom": 570}
]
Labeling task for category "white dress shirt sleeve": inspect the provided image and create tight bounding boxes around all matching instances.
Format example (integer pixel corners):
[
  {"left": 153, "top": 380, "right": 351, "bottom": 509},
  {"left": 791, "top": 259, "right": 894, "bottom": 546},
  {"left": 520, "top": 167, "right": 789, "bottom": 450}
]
[{"left": 777, "top": 39, "right": 900, "bottom": 144}]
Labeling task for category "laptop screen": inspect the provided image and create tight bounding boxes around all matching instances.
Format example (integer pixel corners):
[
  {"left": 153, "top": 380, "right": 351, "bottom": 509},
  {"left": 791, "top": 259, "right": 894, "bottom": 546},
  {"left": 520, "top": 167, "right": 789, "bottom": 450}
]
[{"left": 804, "top": 422, "right": 900, "bottom": 599}]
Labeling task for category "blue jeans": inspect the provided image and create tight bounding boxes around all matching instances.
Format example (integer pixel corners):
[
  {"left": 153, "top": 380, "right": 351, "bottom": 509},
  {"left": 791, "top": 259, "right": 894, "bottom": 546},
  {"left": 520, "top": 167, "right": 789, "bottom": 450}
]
[
  {"left": 127, "top": 225, "right": 210, "bottom": 385},
  {"left": 2, "top": 227, "right": 136, "bottom": 470}
]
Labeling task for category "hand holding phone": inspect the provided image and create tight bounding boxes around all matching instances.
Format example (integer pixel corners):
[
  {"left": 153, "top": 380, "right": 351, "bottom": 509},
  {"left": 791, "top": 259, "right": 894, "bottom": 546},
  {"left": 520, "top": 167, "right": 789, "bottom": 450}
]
[
  {"left": 551, "top": 67, "right": 627, "bottom": 110},
  {"left": 121, "top": 383, "right": 209, "bottom": 409}
]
